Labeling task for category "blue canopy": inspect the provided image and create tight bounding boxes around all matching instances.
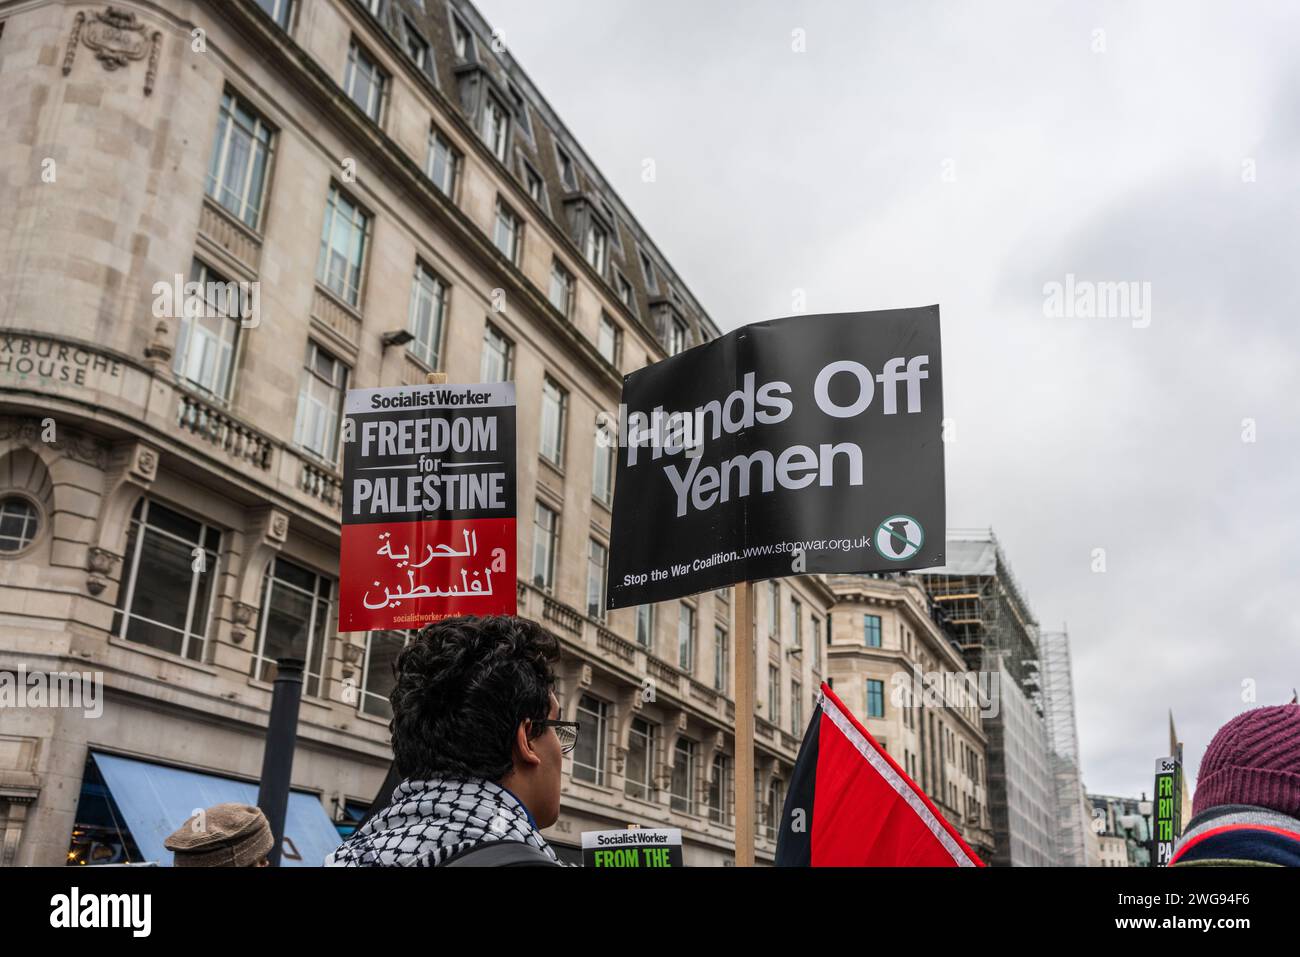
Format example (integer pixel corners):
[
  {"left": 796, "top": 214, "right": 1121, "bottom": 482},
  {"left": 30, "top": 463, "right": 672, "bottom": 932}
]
[{"left": 91, "top": 752, "right": 341, "bottom": 867}]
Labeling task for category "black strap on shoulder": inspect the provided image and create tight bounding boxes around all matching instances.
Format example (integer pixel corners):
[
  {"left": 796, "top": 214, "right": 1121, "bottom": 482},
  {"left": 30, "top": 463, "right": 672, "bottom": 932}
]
[{"left": 439, "top": 840, "right": 559, "bottom": 867}]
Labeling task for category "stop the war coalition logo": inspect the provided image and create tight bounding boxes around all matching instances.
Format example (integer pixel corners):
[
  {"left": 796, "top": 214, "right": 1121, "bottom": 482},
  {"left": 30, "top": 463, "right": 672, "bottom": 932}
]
[
  {"left": 337, "top": 383, "right": 517, "bottom": 631},
  {"left": 607, "top": 307, "right": 945, "bottom": 607}
]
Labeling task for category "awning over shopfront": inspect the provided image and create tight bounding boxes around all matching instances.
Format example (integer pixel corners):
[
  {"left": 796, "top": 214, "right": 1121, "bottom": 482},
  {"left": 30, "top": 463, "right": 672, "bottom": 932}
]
[{"left": 90, "top": 752, "right": 341, "bottom": 867}]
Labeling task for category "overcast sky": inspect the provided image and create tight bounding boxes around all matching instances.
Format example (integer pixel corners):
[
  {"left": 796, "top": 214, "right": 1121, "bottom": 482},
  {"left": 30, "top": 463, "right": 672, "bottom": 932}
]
[{"left": 476, "top": 0, "right": 1300, "bottom": 798}]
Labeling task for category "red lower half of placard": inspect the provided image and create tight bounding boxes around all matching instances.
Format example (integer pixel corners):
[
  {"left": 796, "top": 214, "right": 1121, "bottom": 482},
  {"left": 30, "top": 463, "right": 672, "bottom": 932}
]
[{"left": 338, "top": 517, "right": 516, "bottom": 632}]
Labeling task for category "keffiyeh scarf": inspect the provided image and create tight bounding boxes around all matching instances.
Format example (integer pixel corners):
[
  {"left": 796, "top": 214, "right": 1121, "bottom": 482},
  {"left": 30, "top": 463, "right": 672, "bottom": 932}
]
[{"left": 326, "top": 776, "right": 560, "bottom": 867}]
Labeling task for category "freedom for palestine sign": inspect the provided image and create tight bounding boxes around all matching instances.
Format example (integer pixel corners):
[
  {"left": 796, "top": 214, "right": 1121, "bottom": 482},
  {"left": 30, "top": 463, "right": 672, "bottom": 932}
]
[
  {"left": 337, "top": 382, "right": 517, "bottom": 631},
  {"left": 607, "top": 307, "right": 945, "bottom": 608}
]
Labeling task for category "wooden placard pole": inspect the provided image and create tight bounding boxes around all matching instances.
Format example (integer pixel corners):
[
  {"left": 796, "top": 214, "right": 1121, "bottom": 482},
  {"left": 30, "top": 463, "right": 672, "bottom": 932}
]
[{"left": 733, "top": 579, "right": 756, "bottom": 866}]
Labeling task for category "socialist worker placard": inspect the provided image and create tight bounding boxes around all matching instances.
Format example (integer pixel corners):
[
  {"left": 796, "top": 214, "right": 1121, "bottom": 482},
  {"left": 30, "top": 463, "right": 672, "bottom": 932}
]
[{"left": 338, "top": 382, "right": 516, "bottom": 631}]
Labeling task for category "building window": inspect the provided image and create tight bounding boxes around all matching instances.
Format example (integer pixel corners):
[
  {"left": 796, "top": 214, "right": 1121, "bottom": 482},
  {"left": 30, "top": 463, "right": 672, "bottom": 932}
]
[
  {"left": 480, "top": 323, "right": 514, "bottom": 382},
  {"left": 768, "top": 665, "right": 780, "bottom": 724},
  {"left": 866, "top": 678, "right": 885, "bottom": 718},
  {"left": 548, "top": 259, "right": 574, "bottom": 317},
  {"left": 111, "top": 499, "right": 220, "bottom": 662},
  {"left": 811, "top": 617, "right": 821, "bottom": 671},
  {"left": 359, "top": 630, "right": 405, "bottom": 719},
  {"left": 791, "top": 680, "right": 802, "bottom": 733},
  {"left": 206, "top": 90, "right": 273, "bottom": 229},
  {"left": 667, "top": 316, "right": 688, "bottom": 356},
  {"left": 597, "top": 313, "right": 621, "bottom": 366},
  {"left": 639, "top": 249, "right": 658, "bottom": 292},
  {"left": 708, "top": 754, "right": 731, "bottom": 824},
  {"left": 678, "top": 602, "right": 695, "bottom": 672},
  {"left": 572, "top": 694, "right": 608, "bottom": 785},
  {"left": 0, "top": 496, "right": 39, "bottom": 553},
  {"left": 765, "top": 780, "right": 783, "bottom": 839},
  {"left": 555, "top": 144, "right": 577, "bottom": 191},
  {"left": 527, "top": 501, "right": 559, "bottom": 590},
  {"left": 714, "top": 625, "right": 728, "bottom": 692},
  {"left": 789, "top": 598, "right": 802, "bottom": 648},
  {"left": 583, "top": 219, "right": 608, "bottom": 274},
  {"left": 586, "top": 539, "right": 607, "bottom": 621},
  {"left": 635, "top": 604, "right": 654, "bottom": 649},
  {"left": 508, "top": 82, "right": 533, "bottom": 140},
  {"left": 343, "top": 38, "right": 386, "bottom": 124},
  {"left": 671, "top": 738, "right": 697, "bottom": 815},
  {"left": 317, "top": 184, "right": 369, "bottom": 307},
  {"left": 864, "top": 614, "right": 882, "bottom": 648},
  {"left": 539, "top": 376, "right": 566, "bottom": 466},
  {"left": 599, "top": 199, "right": 621, "bottom": 249},
  {"left": 255, "top": 0, "right": 293, "bottom": 30},
  {"left": 531, "top": 501, "right": 558, "bottom": 592},
  {"left": 493, "top": 198, "right": 521, "bottom": 264},
  {"left": 293, "top": 341, "right": 348, "bottom": 463},
  {"left": 767, "top": 581, "right": 779, "bottom": 639},
  {"left": 625, "top": 717, "right": 655, "bottom": 801},
  {"left": 403, "top": 19, "right": 431, "bottom": 74},
  {"left": 426, "top": 125, "right": 459, "bottom": 197},
  {"left": 407, "top": 262, "right": 447, "bottom": 370},
  {"left": 173, "top": 260, "right": 241, "bottom": 401},
  {"left": 523, "top": 161, "right": 546, "bottom": 208},
  {"left": 480, "top": 94, "right": 510, "bottom": 162},
  {"left": 592, "top": 423, "right": 615, "bottom": 507},
  {"left": 451, "top": 13, "right": 473, "bottom": 59},
  {"left": 615, "top": 272, "right": 635, "bottom": 313},
  {"left": 253, "top": 558, "right": 334, "bottom": 697}
]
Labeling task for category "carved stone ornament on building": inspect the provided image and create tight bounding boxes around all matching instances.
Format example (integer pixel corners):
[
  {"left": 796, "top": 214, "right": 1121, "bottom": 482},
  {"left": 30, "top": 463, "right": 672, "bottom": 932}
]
[
  {"left": 269, "top": 513, "right": 288, "bottom": 543},
  {"left": 85, "top": 547, "right": 120, "bottom": 596},
  {"left": 63, "top": 7, "right": 162, "bottom": 96},
  {"left": 0, "top": 417, "right": 110, "bottom": 470},
  {"left": 131, "top": 445, "right": 158, "bottom": 482},
  {"left": 143, "top": 321, "right": 173, "bottom": 363},
  {"left": 579, "top": 663, "right": 593, "bottom": 688},
  {"left": 230, "top": 601, "right": 256, "bottom": 644}
]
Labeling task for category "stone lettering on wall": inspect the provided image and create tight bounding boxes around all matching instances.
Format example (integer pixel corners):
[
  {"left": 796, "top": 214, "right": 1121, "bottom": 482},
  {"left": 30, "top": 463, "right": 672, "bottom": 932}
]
[{"left": 0, "top": 336, "right": 123, "bottom": 388}]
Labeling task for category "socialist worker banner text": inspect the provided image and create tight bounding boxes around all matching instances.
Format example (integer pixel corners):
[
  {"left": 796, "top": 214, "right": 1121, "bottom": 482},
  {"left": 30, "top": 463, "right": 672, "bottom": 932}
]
[{"left": 338, "top": 382, "right": 516, "bottom": 631}]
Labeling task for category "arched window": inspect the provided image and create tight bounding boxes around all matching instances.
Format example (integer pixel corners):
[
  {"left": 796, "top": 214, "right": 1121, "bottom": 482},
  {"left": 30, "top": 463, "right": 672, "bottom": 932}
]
[{"left": 0, "top": 496, "right": 39, "bottom": 553}]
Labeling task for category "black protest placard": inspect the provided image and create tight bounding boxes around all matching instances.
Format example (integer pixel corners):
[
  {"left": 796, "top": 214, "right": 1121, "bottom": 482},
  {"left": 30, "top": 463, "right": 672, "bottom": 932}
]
[{"left": 606, "top": 307, "right": 944, "bottom": 608}]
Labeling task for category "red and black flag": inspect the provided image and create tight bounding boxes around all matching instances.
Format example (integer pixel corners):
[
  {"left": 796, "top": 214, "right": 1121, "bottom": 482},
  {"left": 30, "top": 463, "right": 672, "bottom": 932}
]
[{"left": 776, "top": 682, "right": 983, "bottom": 866}]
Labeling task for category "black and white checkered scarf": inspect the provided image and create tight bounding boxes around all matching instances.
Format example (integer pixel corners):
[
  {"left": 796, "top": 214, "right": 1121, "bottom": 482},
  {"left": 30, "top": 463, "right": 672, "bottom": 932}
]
[{"left": 326, "top": 776, "right": 560, "bottom": 867}]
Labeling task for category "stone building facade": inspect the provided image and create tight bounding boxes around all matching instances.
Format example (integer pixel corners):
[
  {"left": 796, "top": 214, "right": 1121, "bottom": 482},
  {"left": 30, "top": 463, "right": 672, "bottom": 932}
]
[
  {"left": 0, "top": 0, "right": 833, "bottom": 866},
  {"left": 823, "top": 573, "right": 995, "bottom": 861}
]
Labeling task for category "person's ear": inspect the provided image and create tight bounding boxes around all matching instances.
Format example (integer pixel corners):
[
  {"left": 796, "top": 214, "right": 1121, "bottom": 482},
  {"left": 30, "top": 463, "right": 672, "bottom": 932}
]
[{"left": 513, "top": 719, "right": 542, "bottom": 769}]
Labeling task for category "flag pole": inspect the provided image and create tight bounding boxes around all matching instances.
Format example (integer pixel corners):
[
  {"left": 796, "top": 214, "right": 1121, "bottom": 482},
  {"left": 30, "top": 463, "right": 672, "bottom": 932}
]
[{"left": 734, "top": 580, "right": 756, "bottom": 866}]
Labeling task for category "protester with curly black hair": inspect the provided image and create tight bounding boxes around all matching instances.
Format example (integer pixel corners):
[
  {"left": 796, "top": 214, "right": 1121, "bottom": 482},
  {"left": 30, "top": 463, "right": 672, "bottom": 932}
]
[{"left": 327, "top": 615, "right": 574, "bottom": 867}]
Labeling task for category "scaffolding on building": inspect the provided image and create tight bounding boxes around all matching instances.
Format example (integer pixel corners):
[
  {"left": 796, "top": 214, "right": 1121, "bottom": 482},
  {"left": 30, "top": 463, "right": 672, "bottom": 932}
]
[
  {"left": 915, "top": 528, "right": 1040, "bottom": 693},
  {"left": 1041, "top": 628, "right": 1089, "bottom": 866},
  {"left": 916, "top": 528, "right": 1061, "bottom": 865}
]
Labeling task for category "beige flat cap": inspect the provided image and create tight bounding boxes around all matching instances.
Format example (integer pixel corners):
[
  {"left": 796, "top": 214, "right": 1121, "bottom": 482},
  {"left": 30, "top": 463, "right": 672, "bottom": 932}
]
[{"left": 163, "top": 803, "right": 275, "bottom": 867}]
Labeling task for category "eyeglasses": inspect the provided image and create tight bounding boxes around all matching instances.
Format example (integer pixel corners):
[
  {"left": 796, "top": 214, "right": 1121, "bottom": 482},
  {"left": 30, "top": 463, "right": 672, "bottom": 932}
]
[{"left": 537, "top": 720, "right": 580, "bottom": 754}]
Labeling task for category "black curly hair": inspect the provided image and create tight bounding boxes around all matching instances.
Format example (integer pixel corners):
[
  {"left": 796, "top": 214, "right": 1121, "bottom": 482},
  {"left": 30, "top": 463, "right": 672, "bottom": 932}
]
[{"left": 389, "top": 615, "right": 560, "bottom": 782}]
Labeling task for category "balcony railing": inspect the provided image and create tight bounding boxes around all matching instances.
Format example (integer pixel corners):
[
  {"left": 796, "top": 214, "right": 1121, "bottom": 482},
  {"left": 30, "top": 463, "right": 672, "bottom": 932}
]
[
  {"left": 542, "top": 595, "right": 583, "bottom": 634},
  {"left": 596, "top": 627, "right": 636, "bottom": 664},
  {"left": 176, "top": 392, "right": 273, "bottom": 470},
  {"left": 646, "top": 656, "right": 683, "bottom": 694},
  {"left": 299, "top": 458, "right": 342, "bottom": 507}
]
